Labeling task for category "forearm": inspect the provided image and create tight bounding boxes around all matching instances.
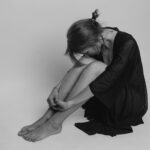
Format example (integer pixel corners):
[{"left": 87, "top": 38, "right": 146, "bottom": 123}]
[{"left": 67, "top": 86, "right": 94, "bottom": 106}]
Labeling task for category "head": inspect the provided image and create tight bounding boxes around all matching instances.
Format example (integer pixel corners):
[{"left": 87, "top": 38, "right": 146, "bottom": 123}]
[{"left": 65, "top": 9, "right": 105, "bottom": 66}]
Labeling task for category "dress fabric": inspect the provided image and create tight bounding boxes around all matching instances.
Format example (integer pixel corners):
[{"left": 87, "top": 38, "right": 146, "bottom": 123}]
[{"left": 74, "top": 27, "right": 148, "bottom": 136}]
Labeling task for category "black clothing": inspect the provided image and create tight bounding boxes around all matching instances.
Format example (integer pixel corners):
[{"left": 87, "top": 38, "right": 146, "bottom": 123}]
[{"left": 74, "top": 27, "right": 148, "bottom": 136}]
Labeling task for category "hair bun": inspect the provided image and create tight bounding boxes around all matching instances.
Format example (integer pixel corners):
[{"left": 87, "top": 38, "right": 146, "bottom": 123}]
[{"left": 92, "top": 9, "right": 100, "bottom": 21}]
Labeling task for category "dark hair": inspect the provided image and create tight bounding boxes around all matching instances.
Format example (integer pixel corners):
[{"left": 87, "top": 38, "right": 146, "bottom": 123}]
[{"left": 65, "top": 9, "right": 104, "bottom": 66}]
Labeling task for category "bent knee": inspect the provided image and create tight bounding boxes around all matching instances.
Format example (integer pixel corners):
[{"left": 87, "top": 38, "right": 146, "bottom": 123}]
[
  {"left": 88, "top": 61, "right": 107, "bottom": 74},
  {"left": 78, "top": 55, "right": 97, "bottom": 65}
]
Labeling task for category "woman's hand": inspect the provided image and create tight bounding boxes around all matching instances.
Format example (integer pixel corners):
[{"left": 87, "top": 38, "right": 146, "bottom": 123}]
[
  {"left": 47, "top": 87, "right": 59, "bottom": 107},
  {"left": 52, "top": 100, "right": 74, "bottom": 111}
]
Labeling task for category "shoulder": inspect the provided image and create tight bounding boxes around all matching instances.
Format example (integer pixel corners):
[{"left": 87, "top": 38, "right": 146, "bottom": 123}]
[
  {"left": 116, "top": 30, "right": 138, "bottom": 48},
  {"left": 105, "top": 26, "right": 136, "bottom": 43},
  {"left": 113, "top": 30, "right": 138, "bottom": 59},
  {"left": 118, "top": 30, "right": 133, "bottom": 40}
]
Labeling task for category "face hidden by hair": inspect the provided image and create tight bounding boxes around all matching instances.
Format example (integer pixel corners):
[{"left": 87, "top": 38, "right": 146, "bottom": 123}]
[{"left": 80, "top": 38, "right": 103, "bottom": 57}]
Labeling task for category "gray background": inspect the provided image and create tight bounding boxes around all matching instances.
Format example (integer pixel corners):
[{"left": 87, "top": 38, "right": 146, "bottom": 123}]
[{"left": 0, "top": 0, "right": 149, "bottom": 149}]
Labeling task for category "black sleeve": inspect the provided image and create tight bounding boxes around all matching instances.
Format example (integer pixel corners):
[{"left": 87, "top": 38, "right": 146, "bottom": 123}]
[{"left": 89, "top": 40, "right": 136, "bottom": 96}]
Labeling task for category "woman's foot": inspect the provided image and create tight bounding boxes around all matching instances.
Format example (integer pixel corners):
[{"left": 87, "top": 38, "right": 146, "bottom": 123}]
[
  {"left": 18, "top": 108, "right": 54, "bottom": 136},
  {"left": 18, "top": 124, "right": 40, "bottom": 137},
  {"left": 22, "top": 120, "right": 62, "bottom": 142}
]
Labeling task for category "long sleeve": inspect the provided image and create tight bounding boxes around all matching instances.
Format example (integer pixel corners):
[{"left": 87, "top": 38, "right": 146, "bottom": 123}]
[{"left": 89, "top": 39, "right": 136, "bottom": 97}]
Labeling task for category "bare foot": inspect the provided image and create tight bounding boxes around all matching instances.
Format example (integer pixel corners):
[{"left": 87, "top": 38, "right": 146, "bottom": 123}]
[
  {"left": 22, "top": 120, "right": 62, "bottom": 142},
  {"left": 18, "top": 124, "right": 40, "bottom": 137},
  {"left": 18, "top": 108, "right": 54, "bottom": 136}
]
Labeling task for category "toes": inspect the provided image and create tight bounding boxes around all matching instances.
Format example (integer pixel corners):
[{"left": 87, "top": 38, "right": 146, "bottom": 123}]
[
  {"left": 19, "top": 130, "right": 30, "bottom": 136},
  {"left": 30, "top": 138, "right": 36, "bottom": 142},
  {"left": 23, "top": 132, "right": 32, "bottom": 138},
  {"left": 23, "top": 132, "right": 37, "bottom": 142},
  {"left": 26, "top": 135, "right": 36, "bottom": 142},
  {"left": 18, "top": 130, "right": 26, "bottom": 136},
  {"left": 26, "top": 138, "right": 33, "bottom": 142},
  {"left": 23, "top": 136, "right": 31, "bottom": 141},
  {"left": 23, "top": 134, "right": 34, "bottom": 142},
  {"left": 21, "top": 127, "right": 28, "bottom": 132},
  {"left": 28, "top": 137, "right": 35, "bottom": 142},
  {"left": 18, "top": 130, "right": 22, "bottom": 136},
  {"left": 18, "top": 126, "right": 30, "bottom": 136},
  {"left": 21, "top": 130, "right": 29, "bottom": 134},
  {"left": 31, "top": 136, "right": 37, "bottom": 142},
  {"left": 18, "top": 128, "right": 26, "bottom": 135}
]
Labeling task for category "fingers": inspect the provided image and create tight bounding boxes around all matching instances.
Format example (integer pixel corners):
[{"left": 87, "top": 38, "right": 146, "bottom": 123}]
[
  {"left": 54, "top": 99, "right": 59, "bottom": 105},
  {"left": 52, "top": 107, "right": 64, "bottom": 111},
  {"left": 52, "top": 106, "right": 60, "bottom": 111},
  {"left": 54, "top": 99, "right": 62, "bottom": 104},
  {"left": 47, "top": 97, "right": 56, "bottom": 107},
  {"left": 51, "top": 98, "right": 56, "bottom": 106},
  {"left": 51, "top": 105, "right": 64, "bottom": 111}
]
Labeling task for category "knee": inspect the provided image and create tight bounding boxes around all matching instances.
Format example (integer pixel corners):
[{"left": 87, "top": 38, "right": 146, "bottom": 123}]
[
  {"left": 78, "top": 55, "right": 97, "bottom": 65},
  {"left": 86, "top": 61, "right": 107, "bottom": 75},
  {"left": 72, "top": 55, "right": 96, "bottom": 69}
]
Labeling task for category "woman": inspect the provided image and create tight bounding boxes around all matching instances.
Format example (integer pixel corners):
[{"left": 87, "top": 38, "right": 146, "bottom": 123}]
[{"left": 18, "top": 9, "right": 148, "bottom": 141}]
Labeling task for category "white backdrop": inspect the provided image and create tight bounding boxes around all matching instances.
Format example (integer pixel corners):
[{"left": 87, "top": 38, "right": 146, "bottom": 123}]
[{"left": 0, "top": 0, "right": 149, "bottom": 150}]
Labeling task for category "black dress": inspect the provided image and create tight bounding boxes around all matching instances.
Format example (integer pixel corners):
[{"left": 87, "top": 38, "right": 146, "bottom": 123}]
[{"left": 74, "top": 27, "right": 148, "bottom": 136}]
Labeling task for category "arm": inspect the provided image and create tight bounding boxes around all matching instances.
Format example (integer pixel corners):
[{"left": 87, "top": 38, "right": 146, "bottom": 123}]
[{"left": 53, "top": 85, "right": 94, "bottom": 111}]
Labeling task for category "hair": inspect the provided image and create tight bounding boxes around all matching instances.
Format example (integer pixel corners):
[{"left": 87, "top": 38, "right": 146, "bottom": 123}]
[{"left": 65, "top": 9, "right": 104, "bottom": 66}]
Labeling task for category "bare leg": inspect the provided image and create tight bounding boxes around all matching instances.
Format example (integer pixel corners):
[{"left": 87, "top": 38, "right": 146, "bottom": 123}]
[
  {"left": 24, "top": 60, "right": 106, "bottom": 142},
  {"left": 18, "top": 55, "right": 95, "bottom": 137},
  {"left": 49, "top": 61, "right": 106, "bottom": 126},
  {"left": 57, "top": 55, "right": 97, "bottom": 101}
]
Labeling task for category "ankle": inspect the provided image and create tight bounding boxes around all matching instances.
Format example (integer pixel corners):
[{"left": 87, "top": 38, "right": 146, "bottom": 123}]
[{"left": 50, "top": 119, "right": 62, "bottom": 129}]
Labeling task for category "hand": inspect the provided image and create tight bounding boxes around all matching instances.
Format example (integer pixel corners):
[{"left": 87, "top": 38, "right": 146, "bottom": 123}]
[
  {"left": 52, "top": 100, "right": 73, "bottom": 111},
  {"left": 47, "top": 87, "right": 59, "bottom": 107}
]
